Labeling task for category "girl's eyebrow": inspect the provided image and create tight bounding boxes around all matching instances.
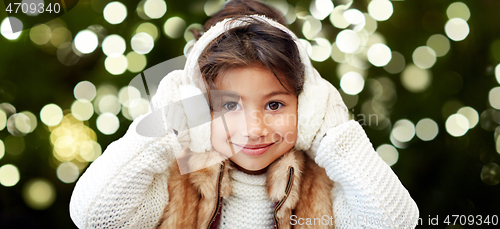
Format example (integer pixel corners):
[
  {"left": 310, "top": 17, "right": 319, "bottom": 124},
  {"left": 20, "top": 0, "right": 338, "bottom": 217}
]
[{"left": 263, "top": 91, "right": 292, "bottom": 99}]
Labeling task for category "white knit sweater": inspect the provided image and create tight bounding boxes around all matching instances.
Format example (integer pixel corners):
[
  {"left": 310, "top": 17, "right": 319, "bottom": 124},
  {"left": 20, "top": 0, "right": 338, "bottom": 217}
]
[
  {"left": 217, "top": 170, "right": 274, "bottom": 229},
  {"left": 69, "top": 113, "right": 419, "bottom": 229}
]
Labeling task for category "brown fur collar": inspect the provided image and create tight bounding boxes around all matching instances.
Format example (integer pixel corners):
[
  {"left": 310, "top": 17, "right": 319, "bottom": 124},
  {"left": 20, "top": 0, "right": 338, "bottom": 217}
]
[{"left": 158, "top": 149, "right": 334, "bottom": 229}]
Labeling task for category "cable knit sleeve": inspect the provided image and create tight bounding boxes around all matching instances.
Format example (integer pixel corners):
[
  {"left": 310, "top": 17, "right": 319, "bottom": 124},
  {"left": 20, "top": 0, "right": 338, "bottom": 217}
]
[
  {"left": 69, "top": 71, "right": 186, "bottom": 229},
  {"left": 314, "top": 120, "right": 419, "bottom": 229}
]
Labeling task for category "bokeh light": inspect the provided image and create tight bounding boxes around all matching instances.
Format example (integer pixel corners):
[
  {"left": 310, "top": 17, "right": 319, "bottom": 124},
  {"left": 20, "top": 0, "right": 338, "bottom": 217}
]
[
  {"left": 0, "top": 140, "right": 4, "bottom": 160},
  {"left": 447, "top": 2, "right": 471, "bottom": 21},
  {"left": 21, "top": 111, "right": 37, "bottom": 133},
  {"left": 184, "top": 23, "right": 203, "bottom": 41},
  {"left": 446, "top": 114, "right": 469, "bottom": 137},
  {"left": 74, "top": 30, "right": 99, "bottom": 54},
  {"left": 343, "top": 9, "right": 365, "bottom": 31},
  {"left": 336, "top": 30, "right": 360, "bottom": 54},
  {"left": 7, "top": 113, "right": 31, "bottom": 136},
  {"left": 457, "top": 106, "right": 479, "bottom": 129},
  {"left": 79, "top": 140, "right": 102, "bottom": 162},
  {"left": 105, "top": 55, "right": 128, "bottom": 75},
  {"left": 367, "top": 43, "right": 391, "bottom": 67},
  {"left": 131, "top": 32, "right": 154, "bottom": 54},
  {"left": 1, "top": 17, "right": 22, "bottom": 40},
  {"left": 103, "top": 1, "right": 127, "bottom": 25},
  {"left": 480, "top": 163, "right": 500, "bottom": 186},
  {"left": 412, "top": 46, "right": 437, "bottom": 69},
  {"left": 340, "top": 72, "right": 365, "bottom": 95},
  {"left": 391, "top": 119, "right": 416, "bottom": 143},
  {"left": 310, "top": 0, "right": 334, "bottom": 20},
  {"left": 22, "top": 178, "right": 56, "bottom": 210},
  {"left": 204, "top": 0, "right": 225, "bottom": 16},
  {"left": 383, "top": 51, "right": 405, "bottom": 74},
  {"left": 96, "top": 113, "right": 120, "bottom": 135},
  {"left": 489, "top": 87, "right": 500, "bottom": 109},
  {"left": 40, "top": 104, "right": 63, "bottom": 127},
  {"left": 376, "top": 144, "right": 399, "bottom": 166},
  {"left": 416, "top": 118, "right": 439, "bottom": 141},
  {"left": 56, "top": 162, "right": 80, "bottom": 183},
  {"left": 71, "top": 100, "right": 94, "bottom": 121},
  {"left": 368, "top": 0, "right": 393, "bottom": 21},
  {"left": 495, "top": 64, "right": 500, "bottom": 85},
  {"left": 0, "top": 164, "right": 20, "bottom": 187},
  {"left": 50, "top": 27, "right": 72, "bottom": 48},
  {"left": 401, "top": 64, "right": 432, "bottom": 93},
  {"left": 102, "top": 35, "right": 126, "bottom": 57},
  {"left": 74, "top": 81, "right": 97, "bottom": 102},
  {"left": 144, "top": 0, "right": 167, "bottom": 19},
  {"left": 0, "top": 109, "right": 6, "bottom": 131},
  {"left": 302, "top": 16, "right": 322, "bottom": 40},
  {"left": 30, "top": 24, "right": 52, "bottom": 45},
  {"left": 427, "top": 34, "right": 450, "bottom": 57},
  {"left": 164, "top": 17, "right": 187, "bottom": 39},
  {"left": 330, "top": 5, "right": 350, "bottom": 29},
  {"left": 136, "top": 22, "right": 159, "bottom": 41},
  {"left": 445, "top": 18, "right": 470, "bottom": 41},
  {"left": 126, "top": 51, "right": 147, "bottom": 73},
  {"left": 98, "top": 95, "right": 121, "bottom": 115},
  {"left": 309, "top": 38, "right": 331, "bottom": 62}
]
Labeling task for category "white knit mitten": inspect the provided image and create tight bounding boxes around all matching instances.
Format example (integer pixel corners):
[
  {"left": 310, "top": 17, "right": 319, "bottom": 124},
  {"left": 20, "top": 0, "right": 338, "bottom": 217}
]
[{"left": 306, "top": 78, "right": 349, "bottom": 159}]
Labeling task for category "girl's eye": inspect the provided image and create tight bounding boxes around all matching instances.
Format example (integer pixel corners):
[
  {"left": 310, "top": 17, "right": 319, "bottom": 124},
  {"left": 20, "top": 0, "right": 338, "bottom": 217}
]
[
  {"left": 223, "top": 102, "right": 240, "bottom": 111},
  {"left": 267, "top": 102, "right": 283, "bottom": 110}
]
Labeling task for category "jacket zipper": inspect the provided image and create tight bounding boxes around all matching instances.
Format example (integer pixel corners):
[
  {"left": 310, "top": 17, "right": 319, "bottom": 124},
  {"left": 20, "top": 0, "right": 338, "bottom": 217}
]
[
  {"left": 207, "top": 162, "right": 225, "bottom": 229},
  {"left": 273, "top": 166, "right": 295, "bottom": 229}
]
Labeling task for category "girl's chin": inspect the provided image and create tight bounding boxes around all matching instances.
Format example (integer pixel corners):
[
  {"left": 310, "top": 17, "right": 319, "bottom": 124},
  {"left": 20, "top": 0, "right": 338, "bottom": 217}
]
[{"left": 230, "top": 159, "right": 271, "bottom": 175}]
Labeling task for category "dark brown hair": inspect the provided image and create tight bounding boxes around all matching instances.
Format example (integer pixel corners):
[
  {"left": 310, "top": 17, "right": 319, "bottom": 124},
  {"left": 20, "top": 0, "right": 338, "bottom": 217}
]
[{"left": 195, "top": 0, "right": 305, "bottom": 99}]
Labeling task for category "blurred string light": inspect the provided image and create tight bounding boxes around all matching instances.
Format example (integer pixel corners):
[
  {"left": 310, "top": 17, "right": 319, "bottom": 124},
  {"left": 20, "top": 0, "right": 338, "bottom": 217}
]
[
  {"left": 184, "top": 23, "right": 203, "bottom": 41},
  {"left": 136, "top": 22, "right": 159, "bottom": 41},
  {"left": 309, "top": 37, "right": 331, "bottom": 62},
  {"left": 22, "top": 178, "right": 56, "bottom": 210},
  {"left": 302, "top": 16, "right": 322, "bottom": 40},
  {"left": 204, "top": 0, "right": 225, "bottom": 16},
  {"left": 144, "top": 0, "right": 167, "bottom": 19},
  {"left": 74, "top": 30, "right": 99, "bottom": 54},
  {"left": 401, "top": 64, "right": 432, "bottom": 93},
  {"left": 383, "top": 51, "right": 405, "bottom": 74},
  {"left": 71, "top": 100, "right": 94, "bottom": 121},
  {"left": 376, "top": 144, "right": 398, "bottom": 166},
  {"left": 496, "top": 64, "right": 500, "bottom": 85},
  {"left": 330, "top": 5, "right": 350, "bottom": 29},
  {"left": 416, "top": 118, "right": 439, "bottom": 141},
  {"left": 340, "top": 72, "right": 364, "bottom": 95},
  {"left": 99, "top": 95, "right": 121, "bottom": 115},
  {"left": 96, "top": 113, "right": 120, "bottom": 135},
  {"left": 447, "top": 2, "right": 471, "bottom": 21},
  {"left": 102, "top": 35, "right": 126, "bottom": 57},
  {"left": 164, "top": 17, "right": 187, "bottom": 39},
  {"left": 310, "top": 0, "right": 334, "bottom": 20},
  {"left": 131, "top": 32, "right": 154, "bottom": 54},
  {"left": 103, "top": 1, "right": 127, "bottom": 25},
  {"left": 489, "top": 87, "right": 500, "bottom": 109},
  {"left": 445, "top": 18, "right": 469, "bottom": 41},
  {"left": 368, "top": 0, "right": 393, "bottom": 21},
  {"left": 457, "top": 106, "right": 479, "bottom": 129},
  {"left": 74, "top": 81, "right": 97, "bottom": 102},
  {"left": 446, "top": 113, "right": 469, "bottom": 137},
  {"left": 49, "top": 113, "right": 101, "bottom": 162},
  {"left": 336, "top": 30, "right": 360, "bottom": 54},
  {"left": 7, "top": 113, "right": 31, "bottom": 136},
  {"left": 367, "top": 43, "right": 391, "bottom": 67},
  {"left": 21, "top": 111, "right": 37, "bottom": 133},
  {"left": 30, "top": 24, "right": 51, "bottom": 45},
  {"left": 0, "top": 109, "right": 6, "bottom": 131},
  {"left": 0, "top": 139, "right": 4, "bottom": 160},
  {"left": 40, "top": 104, "right": 63, "bottom": 127},
  {"left": 56, "top": 162, "right": 80, "bottom": 183},
  {"left": 343, "top": 9, "right": 365, "bottom": 31},
  {"left": 126, "top": 51, "right": 147, "bottom": 73},
  {"left": 0, "top": 164, "right": 20, "bottom": 187},
  {"left": 427, "top": 34, "right": 450, "bottom": 57},
  {"left": 105, "top": 55, "right": 128, "bottom": 75},
  {"left": 1, "top": 17, "right": 22, "bottom": 40},
  {"left": 412, "top": 46, "right": 437, "bottom": 69},
  {"left": 391, "top": 119, "right": 416, "bottom": 143}
]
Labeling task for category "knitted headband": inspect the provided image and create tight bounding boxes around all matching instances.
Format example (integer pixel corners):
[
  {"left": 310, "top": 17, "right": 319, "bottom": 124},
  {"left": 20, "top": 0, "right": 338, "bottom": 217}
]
[{"left": 177, "top": 14, "right": 331, "bottom": 154}]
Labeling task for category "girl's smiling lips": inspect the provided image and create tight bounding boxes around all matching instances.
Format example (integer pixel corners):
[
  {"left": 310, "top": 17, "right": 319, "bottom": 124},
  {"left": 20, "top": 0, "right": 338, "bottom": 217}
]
[{"left": 232, "top": 142, "right": 275, "bottom": 156}]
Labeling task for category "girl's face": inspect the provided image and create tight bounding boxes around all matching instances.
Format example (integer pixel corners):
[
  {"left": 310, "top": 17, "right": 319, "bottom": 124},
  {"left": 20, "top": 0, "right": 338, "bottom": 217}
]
[{"left": 210, "top": 65, "right": 298, "bottom": 171}]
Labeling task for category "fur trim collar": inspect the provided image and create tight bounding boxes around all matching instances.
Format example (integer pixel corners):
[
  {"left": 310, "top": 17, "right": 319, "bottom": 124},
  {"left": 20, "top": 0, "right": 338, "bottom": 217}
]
[{"left": 158, "top": 149, "right": 334, "bottom": 229}]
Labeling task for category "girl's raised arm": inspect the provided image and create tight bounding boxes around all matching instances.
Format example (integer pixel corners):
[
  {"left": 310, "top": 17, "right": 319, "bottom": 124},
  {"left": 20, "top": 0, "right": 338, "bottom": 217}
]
[{"left": 69, "top": 70, "right": 185, "bottom": 229}]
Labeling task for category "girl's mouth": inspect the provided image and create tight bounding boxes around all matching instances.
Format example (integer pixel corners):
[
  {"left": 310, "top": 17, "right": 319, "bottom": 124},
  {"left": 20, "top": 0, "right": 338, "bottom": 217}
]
[{"left": 233, "top": 142, "right": 275, "bottom": 156}]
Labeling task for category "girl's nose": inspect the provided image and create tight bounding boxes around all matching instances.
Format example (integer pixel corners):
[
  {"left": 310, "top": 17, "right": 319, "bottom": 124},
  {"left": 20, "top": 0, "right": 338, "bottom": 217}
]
[{"left": 245, "top": 110, "right": 268, "bottom": 139}]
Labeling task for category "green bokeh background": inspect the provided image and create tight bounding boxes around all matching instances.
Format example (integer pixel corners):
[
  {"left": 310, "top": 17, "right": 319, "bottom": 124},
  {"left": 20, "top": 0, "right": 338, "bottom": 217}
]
[{"left": 1, "top": 0, "right": 500, "bottom": 228}]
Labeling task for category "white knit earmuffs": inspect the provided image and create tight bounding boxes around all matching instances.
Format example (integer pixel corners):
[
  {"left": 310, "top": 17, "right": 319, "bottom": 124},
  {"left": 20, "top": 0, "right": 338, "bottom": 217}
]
[{"left": 145, "top": 15, "right": 348, "bottom": 158}]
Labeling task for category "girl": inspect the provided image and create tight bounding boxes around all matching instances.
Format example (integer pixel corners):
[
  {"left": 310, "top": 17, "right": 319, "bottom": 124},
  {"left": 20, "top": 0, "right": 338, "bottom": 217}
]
[{"left": 70, "top": 0, "right": 419, "bottom": 228}]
